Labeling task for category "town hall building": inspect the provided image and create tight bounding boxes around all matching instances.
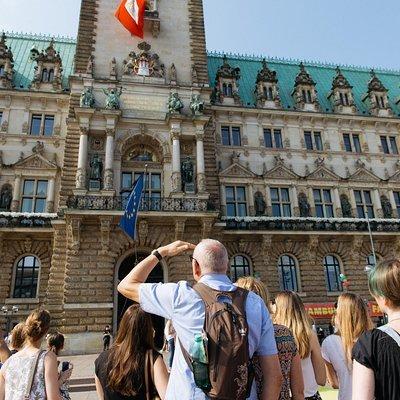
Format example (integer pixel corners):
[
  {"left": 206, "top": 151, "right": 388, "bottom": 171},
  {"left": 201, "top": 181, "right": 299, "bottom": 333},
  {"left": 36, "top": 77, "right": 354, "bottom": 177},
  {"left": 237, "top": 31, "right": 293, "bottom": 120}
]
[{"left": 1, "top": 0, "right": 400, "bottom": 352}]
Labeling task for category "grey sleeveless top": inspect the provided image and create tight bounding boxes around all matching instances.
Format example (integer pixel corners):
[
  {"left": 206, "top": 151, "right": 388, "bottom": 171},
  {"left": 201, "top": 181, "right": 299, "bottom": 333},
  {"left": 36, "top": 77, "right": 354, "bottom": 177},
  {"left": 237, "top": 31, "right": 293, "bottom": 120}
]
[{"left": 2, "top": 350, "right": 48, "bottom": 400}]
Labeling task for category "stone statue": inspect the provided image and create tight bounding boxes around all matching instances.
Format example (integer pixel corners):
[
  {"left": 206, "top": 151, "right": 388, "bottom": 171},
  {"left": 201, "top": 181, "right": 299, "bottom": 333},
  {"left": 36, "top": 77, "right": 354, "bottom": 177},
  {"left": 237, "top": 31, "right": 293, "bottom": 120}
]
[
  {"left": 298, "top": 193, "right": 311, "bottom": 218},
  {"left": 110, "top": 57, "right": 117, "bottom": 78},
  {"left": 169, "top": 63, "right": 177, "bottom": 83},
  {"left": 167, "top": 92, "right": 184, "bottom": 114},
  {"left": 32, "top": 141, "right": 45, "bottom": 155},
  {"left": 103, "top": 87, "right": 122, "bottom": 110},
  {"left": 0, "top": 185, "right": 12, "bottom": 211},
  {"left": 86, "top": 55, "right": 94, "bottom": 75},
  {"left": 254, "top": 191, "right": 266, "bottom": 216},
  {"left": 381, "top": 195, "right": 393, "bottom": 218},
  {"left": 90, "top": 154, "right": 103, "bottom": 181},
  {"left": 181, "top": 157, "right": 194, "bottom": 184},
  {"left": 192, "top": 65, "right": 198, "bottom": 85},
  {"left": 340, "top": 194, "right": 353, "bottom": 218},
  {"left": 80, "top": 87, "right": 95, "bottom": 108},
  {"left": 190, "top": 94, "right": 205, "bottom": 116}
]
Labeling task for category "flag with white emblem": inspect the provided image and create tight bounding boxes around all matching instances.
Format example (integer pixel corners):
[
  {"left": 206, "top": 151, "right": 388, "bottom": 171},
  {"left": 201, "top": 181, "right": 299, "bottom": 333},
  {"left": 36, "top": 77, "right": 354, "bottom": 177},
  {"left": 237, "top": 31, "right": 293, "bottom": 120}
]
[
  {"left": 115, "top": 0, "right": 146, "bottom": 39},
  {"left": 119, "top": 174, "right": 145, "bottom": 239}
]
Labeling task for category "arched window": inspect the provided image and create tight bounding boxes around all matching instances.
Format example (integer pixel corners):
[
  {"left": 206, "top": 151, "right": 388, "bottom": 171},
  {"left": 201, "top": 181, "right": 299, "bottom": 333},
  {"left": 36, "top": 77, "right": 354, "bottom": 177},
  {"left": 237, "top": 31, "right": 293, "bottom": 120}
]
[
  {"left": 268, "top": 87, "right": 274, "bottom": 101},
  {"left": 48, "top": 69, "right": 55, "bottom": 82},
  {"left": 230, "top": 255, "right": 251, "bottom": 282},
  {"left": 41, "top": 68, "right": 49, "bottom": 82},
  {"left": 323, "top": 255, "right": 342, "bottom": 292},
  {"left": 222, "top": 83, "right": 228, "bottom": 96},
  {"left": 227, "top": 84, "right": 233, "bottom": 97},
  {"left": 0, "top": 65, "right": 4, "bottom": 77},
  {"left": 278, "top": 255, "right": 299, "bottom": 291},
  {"left": 13, "top": 256, "right": 40, "bottom": 298}
]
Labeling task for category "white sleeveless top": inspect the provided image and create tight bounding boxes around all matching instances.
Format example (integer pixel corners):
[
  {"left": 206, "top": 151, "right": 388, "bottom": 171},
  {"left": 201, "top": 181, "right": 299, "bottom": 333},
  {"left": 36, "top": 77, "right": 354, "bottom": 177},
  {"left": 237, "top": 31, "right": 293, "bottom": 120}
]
[
  {"left": 2, "top": 350, "right": 48, "bottom": 400},
  {"left": 301, "top": 355, "right": 319, "bottom": 397}
]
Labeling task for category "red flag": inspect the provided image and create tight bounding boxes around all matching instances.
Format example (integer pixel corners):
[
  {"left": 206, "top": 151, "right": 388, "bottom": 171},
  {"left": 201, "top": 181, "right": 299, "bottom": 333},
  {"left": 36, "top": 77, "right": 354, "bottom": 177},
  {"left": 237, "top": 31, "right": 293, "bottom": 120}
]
[{"left": 115, "top": 0, "right": 146, "bottom": 39}]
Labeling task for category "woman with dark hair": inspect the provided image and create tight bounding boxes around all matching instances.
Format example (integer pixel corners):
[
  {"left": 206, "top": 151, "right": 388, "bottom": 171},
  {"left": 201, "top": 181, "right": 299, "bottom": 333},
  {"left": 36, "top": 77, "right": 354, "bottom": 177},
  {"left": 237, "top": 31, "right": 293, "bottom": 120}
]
[
  {"left": 95, "top": 305, "right": 168, "bottom": 400},
  {"left": 352, "top": 259, "right": 400, "bottom": 400}
]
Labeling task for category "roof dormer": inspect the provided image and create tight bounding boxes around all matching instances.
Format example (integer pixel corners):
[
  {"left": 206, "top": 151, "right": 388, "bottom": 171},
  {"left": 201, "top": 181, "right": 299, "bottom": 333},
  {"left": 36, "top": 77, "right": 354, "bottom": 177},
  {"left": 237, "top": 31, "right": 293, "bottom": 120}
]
[
  {"left": 0, "top": 33, "right": 14, "bottom": 89},
  {"left": 363, "top": 70, "right": 392, "bottom": 117},
  {"left": 211, "top": 55, "right": 242, "bottom": 106},
  {"left": 292, "top": 62, "right": 320, "bottom": 112},
  {"left": 30, "top": 39, "right": 63, "bottom": 92},
  {"left": 254, "top": 59, "right": 281, "bottom": 109},
  {"left": 328, "top": 67, "right": 356, "bottom": 114}
]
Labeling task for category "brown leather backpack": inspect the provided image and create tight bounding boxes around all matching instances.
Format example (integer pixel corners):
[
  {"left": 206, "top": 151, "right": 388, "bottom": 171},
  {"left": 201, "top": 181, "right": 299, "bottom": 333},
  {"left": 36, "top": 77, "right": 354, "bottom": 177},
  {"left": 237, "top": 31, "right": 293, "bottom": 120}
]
[{"left": 182, "top": 283, "right": 253, "bottom": 400}]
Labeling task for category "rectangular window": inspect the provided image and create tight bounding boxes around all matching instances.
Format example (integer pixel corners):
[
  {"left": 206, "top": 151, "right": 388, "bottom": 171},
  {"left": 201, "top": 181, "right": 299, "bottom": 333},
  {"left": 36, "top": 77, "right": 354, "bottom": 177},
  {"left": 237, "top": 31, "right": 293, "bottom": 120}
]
[
  {"left": 353, "top": 135, "right": 362, "bottom": 153},
  {"left": 21, "top": 179, "right": 48, "bottom": 213},
  {"left": 390, "top": 137, "right": 399, "bottom": 154},
  {"left": 354, "top": 190, "right": 374, "bottom": 219},
  {"left": 221, "top": 126, "right": 241, "bottom": 147},
  {"left": 226, "top": 186, "right": 247, "bottom": 217},
  {"left": 343, "top": 134, "right": 352, "bottom": 152},
  {"left": 30, "top": 114, "right": 55, "bottom": 136},
  {"left": 394, "top": 192, "right": 400, "bottom": 217},
  {"left": 313, "top": 189, "right": 334, "bottom": 218},
  {"left": 0, "top": 111, "right": 2, "bottom": 125},
  {"left": 343, "top": 133, "right": 361, "bottom": 153},
  {"left": 381, "top": 136, "right": 390, "bottom": 154},
  {"left": 271, "top": 187, "right": 291, "bottom": 217},
  {"left": 304, "top": 131, "right": 323, "bottom": 151},
  {"left": 264, "top": 128, "right": 283, "bottom": 149},
  {"left": 381, "top": 136, "right": 398, "bottom": 155}
]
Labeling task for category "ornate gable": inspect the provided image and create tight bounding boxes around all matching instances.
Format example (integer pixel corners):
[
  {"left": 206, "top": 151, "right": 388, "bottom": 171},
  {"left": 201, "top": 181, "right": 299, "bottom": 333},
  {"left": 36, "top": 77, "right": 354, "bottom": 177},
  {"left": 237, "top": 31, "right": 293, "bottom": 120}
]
[
  {"left": 368, "top": 70, "right": 387, "bottom": 93},
  {"left": 264, "top": 164, "right": 299, "bottom": 180},
  {"left": 14, "top": 153, "right": 58, "bottom": 171},
  {"left": 0, "top": 33, "right": 14, "bottom": 89},
  {"left": 349, "top": 167, "right": 381, "bottom": 183},
  {"left": 307, "top": 166, "right": 340, "bottom": 181},
  {"left": 294, "top": 62, "right": 316, "bottom": 87},
  {"left": 292, "top": 62, "right": 320, "bottom": 111},
  {"left": 331, "top": 67, "right": 352, "bottom": 90},
  {"left": 388, "top": 170, "right": 400, "bottom": 183},
  {"left": 255, "top": 59, "right": 281, "bottom": 109},
  {"left": 219, "top": 162, "right": 255, "bottom": 178}
]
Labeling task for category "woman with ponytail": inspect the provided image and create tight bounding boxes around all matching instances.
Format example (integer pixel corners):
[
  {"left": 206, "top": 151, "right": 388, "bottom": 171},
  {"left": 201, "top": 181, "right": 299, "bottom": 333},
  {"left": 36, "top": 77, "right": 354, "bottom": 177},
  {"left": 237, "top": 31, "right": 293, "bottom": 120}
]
[{"left": 0, "top": 308, "right": 61, "bottom": 400}]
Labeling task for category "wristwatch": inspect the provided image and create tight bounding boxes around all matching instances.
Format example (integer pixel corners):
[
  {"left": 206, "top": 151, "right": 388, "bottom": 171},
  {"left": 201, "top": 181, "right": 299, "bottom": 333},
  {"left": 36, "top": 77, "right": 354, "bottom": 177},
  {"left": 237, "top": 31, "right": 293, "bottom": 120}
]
[{"left": 151, "top": 249, "right": 163, "bottom": 261}]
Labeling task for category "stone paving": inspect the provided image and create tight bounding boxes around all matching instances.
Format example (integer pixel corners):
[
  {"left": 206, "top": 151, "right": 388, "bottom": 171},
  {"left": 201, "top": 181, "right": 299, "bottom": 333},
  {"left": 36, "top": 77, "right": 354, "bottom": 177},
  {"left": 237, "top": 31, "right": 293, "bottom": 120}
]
[{"left": 59, "top": 354, "right": 338, "bottom": 400}]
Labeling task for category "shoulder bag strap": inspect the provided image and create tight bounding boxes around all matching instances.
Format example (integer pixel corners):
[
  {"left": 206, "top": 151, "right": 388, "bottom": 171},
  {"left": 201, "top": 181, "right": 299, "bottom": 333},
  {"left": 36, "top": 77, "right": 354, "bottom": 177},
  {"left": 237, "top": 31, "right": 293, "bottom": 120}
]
[
  {"left": 24, "top": 350, "right": 42, "bottom": 400},
  {"left": 144, "top": 350, "right": 151, "bottom": 400},
  {"left": 378, "top": 325, "right": 400, "bottom": 347}
]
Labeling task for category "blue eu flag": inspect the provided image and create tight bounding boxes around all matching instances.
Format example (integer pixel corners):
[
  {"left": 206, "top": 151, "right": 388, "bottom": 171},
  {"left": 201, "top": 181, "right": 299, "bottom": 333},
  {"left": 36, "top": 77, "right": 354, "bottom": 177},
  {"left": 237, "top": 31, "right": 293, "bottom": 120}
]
[{"left": 119, "top": 174, "right": 144, "bottom": 239}]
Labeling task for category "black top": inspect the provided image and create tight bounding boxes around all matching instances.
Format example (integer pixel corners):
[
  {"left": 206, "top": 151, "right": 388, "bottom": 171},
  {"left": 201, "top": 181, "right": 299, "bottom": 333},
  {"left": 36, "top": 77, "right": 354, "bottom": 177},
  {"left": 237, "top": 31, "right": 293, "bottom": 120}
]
[
  {"left": 95, "top": 349, "right": 160, "bottom": 400},
  {"left": 353, "top": 328, "right": 400, "bottom": 400}
]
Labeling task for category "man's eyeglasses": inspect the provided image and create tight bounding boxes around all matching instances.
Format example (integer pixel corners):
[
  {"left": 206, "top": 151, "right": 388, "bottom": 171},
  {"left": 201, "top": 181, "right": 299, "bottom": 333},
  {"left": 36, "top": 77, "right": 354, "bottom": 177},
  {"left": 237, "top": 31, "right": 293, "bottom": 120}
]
[{"left": 189, "top": 255, "right": 199, "bottom": 264}]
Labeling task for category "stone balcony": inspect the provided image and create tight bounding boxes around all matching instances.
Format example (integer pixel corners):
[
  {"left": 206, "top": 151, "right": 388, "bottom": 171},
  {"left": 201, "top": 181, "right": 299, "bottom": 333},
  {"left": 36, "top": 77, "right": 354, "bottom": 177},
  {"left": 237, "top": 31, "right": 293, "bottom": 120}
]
[
  {"left": 66, "top": 195, "right": 219, "bottom": 213},
  {"left": 223, "top": 216, "right": 400, "bottom": 233}
]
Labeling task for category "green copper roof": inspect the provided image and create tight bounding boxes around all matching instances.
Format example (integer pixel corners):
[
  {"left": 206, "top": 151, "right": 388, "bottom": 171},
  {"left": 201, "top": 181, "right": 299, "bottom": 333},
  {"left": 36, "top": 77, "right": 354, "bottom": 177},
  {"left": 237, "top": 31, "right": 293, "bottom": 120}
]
[
  {"left": 5, "top": 32, "right": 76, "bottom": 90},
  {"left": 207, "top": 53, "right": 400, "bottom": 117}
]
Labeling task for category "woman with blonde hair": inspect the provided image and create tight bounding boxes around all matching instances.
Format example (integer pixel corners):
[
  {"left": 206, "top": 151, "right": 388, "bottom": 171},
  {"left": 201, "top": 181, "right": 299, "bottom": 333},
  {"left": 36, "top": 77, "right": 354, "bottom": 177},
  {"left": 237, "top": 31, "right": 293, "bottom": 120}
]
[
  {"left": 236, "top": 277, "right": 304, "bottom": 400},
  {"left": 95, "top": 304, "right": 168, "bottom": 400},
  {"left": 321, "top": 293, "right": 372, "bottom": 400},
  {"left": 0, "top": 308, "right": 61, "bottom": 400},
  {"left": 353, "top": 259, "right": 400, "bottom": 400},
  {"left": 274, "top": 291, "right": 326, "bottom": 400}
]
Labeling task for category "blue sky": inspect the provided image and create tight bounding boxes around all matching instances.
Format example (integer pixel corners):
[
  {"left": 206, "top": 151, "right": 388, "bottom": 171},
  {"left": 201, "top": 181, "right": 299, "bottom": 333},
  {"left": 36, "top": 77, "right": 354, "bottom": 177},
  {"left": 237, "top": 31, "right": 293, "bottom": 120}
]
[{"left": 1, "top": 0, "right": 399, "bottom": 70}]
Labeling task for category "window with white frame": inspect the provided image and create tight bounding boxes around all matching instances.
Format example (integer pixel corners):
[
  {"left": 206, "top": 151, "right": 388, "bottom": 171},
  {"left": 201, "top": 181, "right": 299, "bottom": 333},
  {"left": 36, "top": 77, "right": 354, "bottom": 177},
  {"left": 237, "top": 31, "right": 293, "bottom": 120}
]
[
  {"left": 271, "top": 187, "right": 291, "bottom": 217},
  {"left": 13, "top": 255, "right": 40, "bottom": 298},
  {"left": 380, "top": 136, "right": 398, "bottom": 155},
  {"left": 264, "top": 128, "right": 283, "bottom": 149},
  {"left": 375, "top": 95, "right": 386, "bottom": 109},
  {"left": 278, "top": 255, "right": 299, "bottom": 291},
  {"left": 121, "top": 172, "right": 161, "bottom": 210},
  {"left": 30, "top": 114, "right": 55, "bottom": 136},
  {"left": 343, "top": 133, "right": 362, "bottom": 153},
  {"left": 221, "top": 126, "right": 241, "bottom": 146},
  {"left": 354, "top": 190, "right": 374, "bottom": 219},
  {"left": 323, "top": 255, "right": 343, "bottom": 292},
  {"left": 313, "top": 189, "right": 334, "bottom": 218},
  {"left": 222, "top": 83, "right": 233, "bottom": 97},
  {"left": 302, "top": 89, "right": 313, "bottom": 103},
  {"left": 263, "top": 85, "right": 274, "bottom": 100},
  {"left": 393, "top": 191, "right": 400, "bottom": 217},
  {"left": 21, "top": 179, "right": 48, "bottom": 213},
  {"left": 230, "top": 255, "right": 251, "bottom": 281},
  {"left": 339, "top": 91, "right": 351, "bottom": 106},
  {"left": 304, "top": 131, "right": 323, "bottom": 151},
  {"left": 226, "top": 186, "right": 247, "bottom": 217}
]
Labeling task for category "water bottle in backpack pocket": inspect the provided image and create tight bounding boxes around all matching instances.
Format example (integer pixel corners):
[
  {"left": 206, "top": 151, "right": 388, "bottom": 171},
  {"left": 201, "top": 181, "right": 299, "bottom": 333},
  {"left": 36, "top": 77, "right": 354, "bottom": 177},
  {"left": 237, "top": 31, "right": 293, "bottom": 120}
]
[{"left": 189, "top": 333, "right": 211, "bottom": 391}]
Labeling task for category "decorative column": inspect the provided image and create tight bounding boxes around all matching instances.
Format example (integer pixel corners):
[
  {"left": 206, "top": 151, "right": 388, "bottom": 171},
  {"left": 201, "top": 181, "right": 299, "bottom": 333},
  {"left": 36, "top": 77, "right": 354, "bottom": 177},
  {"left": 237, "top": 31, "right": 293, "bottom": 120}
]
[
  {"left": 46, "top": 178, "right": 55, "bottom": 213},
  {"left": 76, "top": 127, "right": 89, "bottom": 190},
  {"left": 104, "top": 129, "right": 115, "bottom": 191},
  {"left": 11, "top": 174, "right": 22, "bottom": 212},
  {"left": 220, "top": 185, "right": 227, "bottom": 216},
  {"left": 196, "top": 132, "right": 206, "bottom": 193},
  {"left": 265, "top": 185, "right": 272, "bottom": 216},
  {"left": 374, "top": 189, "right": 383, "bottom": 218},
  {"left": 333, "top": 187, "right": 342, "bottom": 217},
  {"left": 248, "top": 185, "right": 255, "bottom": 216},
  {"left": 348, "top": 189, "right": 357, "bottom": 217},
  {"left": 291, "top": 185, "right": 299, "bottom": 217},
  {"left": 389, "top": 190, "right": 398, "bottom": 217},
  {"left": 308, "top": 186, "right": 316, "bottom": 217},
  {"left": 170, "top": 125, "right": 182, "bottom": 193}
]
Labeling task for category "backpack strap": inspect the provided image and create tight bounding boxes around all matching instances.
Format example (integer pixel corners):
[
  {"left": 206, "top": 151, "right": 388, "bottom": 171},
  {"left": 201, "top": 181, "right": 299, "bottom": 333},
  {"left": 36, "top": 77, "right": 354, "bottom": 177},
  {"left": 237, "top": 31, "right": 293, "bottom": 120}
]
[
  {"left": 24, "top": 350, "right": 43, "bottom": 400},
  {"left": 378, "top": 325, "right": 400, "bottom": 347}
]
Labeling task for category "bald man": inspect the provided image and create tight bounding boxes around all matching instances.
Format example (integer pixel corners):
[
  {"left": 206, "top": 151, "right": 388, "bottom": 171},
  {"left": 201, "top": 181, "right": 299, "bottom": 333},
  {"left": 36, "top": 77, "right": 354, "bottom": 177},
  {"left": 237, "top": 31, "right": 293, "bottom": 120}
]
[{"left": 118, "top": 239, "right": 282, "bottom": 400}]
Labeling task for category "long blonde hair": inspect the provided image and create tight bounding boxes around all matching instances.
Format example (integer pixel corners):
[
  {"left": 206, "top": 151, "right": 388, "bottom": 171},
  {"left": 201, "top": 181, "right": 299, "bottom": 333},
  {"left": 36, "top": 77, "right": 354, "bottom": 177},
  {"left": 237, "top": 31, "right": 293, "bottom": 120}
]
[
  {"left": 335, "top": 293, "right": 373, "bottom": 367},
  {"left": 274, "top": 291, "right": 313, "bottom": 359},
  {"left": 235, "top": 276, "right": 271, "bottom": 312}
]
